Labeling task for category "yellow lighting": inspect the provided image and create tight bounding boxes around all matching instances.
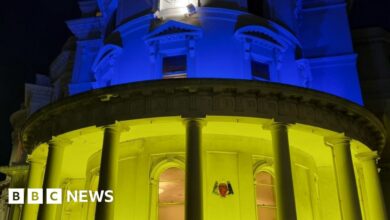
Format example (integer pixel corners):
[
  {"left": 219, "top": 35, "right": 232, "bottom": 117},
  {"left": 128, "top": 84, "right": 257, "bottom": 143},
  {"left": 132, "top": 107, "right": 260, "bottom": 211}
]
[{"left": 19, "top": 116, "right": 377, "bottom": 220}]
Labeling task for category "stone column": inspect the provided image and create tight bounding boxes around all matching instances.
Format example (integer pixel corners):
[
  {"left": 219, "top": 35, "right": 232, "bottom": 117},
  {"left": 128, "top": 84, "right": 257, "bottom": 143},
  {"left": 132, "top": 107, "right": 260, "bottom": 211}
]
[
  {"left": 10, "top": 205, "right": 22, "bottom": 220},
  {"left": 95, "top": 125, "right": 121, "bottom": 220},
  {"left": 356, "top": 151, "right": 388, "bottom": 220},
  {"left": 38, "top": 137, "right": 70, "bottom": 220},
  {"left": 5, "top": 168, "right": 29, "bottom": 220},
  {"left": 268, "top": 122, "right": 297, "bottom": 220},
  {"left": 21, "top": 156, "right": 45, "bottom": 220},
  {"left": 325, "top": 135, "right": 362, "bottom": 220},
  {"left": 184, "top": 119, "right": 204, "bottom": 220}
]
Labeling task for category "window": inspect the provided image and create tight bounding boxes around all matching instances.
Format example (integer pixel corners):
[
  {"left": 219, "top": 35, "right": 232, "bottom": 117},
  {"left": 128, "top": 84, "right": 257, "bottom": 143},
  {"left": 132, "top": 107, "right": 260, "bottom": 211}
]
[
  {"left": 247, "top": 0, "right": 265, "bottom": 17},
  {"left": 160, "top": 0, "right": 196, "bottom": 11},
  {"left": 158, "top": 167, "right": 185, "bottom": 220},
  {"left": 162, "top": 55, "right": 187, "bottom": 79},
  {"left": 158, "top": 0, "right": 198, "bottom": 18},
  {"left": 247, "top": 0, "right": 271, "bottom": 18},
  {"left": 251, "top": 60, "right": 270, "bottom": 80},
  {"left": 256, "top": 171, "right": 276, "bottom": 220}
]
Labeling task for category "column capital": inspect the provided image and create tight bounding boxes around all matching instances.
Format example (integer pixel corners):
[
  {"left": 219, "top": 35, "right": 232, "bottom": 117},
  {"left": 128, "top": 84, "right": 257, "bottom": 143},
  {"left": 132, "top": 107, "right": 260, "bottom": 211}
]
[
  {"left": 355, "top": 151, "right": 379, "bottom": 162},
  {"left": 90, "top": 167, "right": 100, "bottom": 176},
  {"left": 48, "top": 136, "right": 72, "bottom": 148},
  {"left": 182, "top": 117, "right": 207, "bottom": 127},
  {"left": 26, "top": 154, "right": 46, "bottom": 165},
  {"left": 262, "top": 120, "right": 290, "bottom": 131},
  {"left": 324, "top": 134, "right": 351, "bottom": 147},
  {"left": 102, "top": 122, "right": 130, "bottom": 133}
]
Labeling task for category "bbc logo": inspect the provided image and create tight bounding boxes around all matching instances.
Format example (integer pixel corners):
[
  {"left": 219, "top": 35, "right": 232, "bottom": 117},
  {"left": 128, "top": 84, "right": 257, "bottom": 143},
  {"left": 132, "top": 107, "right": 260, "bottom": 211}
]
[{"left": 9, "top": 188, "right": 62, "bottom": 204}]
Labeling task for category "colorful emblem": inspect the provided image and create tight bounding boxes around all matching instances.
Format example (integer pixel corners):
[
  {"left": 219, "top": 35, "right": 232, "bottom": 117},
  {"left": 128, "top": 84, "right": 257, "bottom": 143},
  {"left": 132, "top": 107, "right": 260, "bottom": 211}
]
[{"left": 213, "top": 181, "right": 234, "bottom": 197}]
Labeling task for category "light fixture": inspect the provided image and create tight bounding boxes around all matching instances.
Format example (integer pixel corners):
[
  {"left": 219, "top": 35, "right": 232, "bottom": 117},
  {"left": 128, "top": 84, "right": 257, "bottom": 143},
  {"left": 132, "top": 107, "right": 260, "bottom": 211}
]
[
  {"left": 186, "top": 3, "right": 197, "bottom": 15},
  {"left": 153, "top": 10, "right": 161, "bottom": 19}
]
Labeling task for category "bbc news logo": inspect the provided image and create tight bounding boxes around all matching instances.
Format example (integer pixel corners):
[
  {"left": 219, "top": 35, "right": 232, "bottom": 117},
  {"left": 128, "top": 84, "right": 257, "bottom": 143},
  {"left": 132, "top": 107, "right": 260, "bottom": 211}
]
[{"left": 8, "top": 188, "right": 114, "bottom": 204}]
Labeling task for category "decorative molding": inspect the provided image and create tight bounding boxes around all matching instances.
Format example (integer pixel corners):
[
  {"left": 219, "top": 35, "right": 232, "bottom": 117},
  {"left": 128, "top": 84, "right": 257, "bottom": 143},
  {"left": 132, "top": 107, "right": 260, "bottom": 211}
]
[
  {"left": 149, "top": 156, "right": 185, "bottom": 184},
  {"left": 91, "top": 44, "right": 123, "bottom": 88},
  {"left": 144, "top": 20, "right": 203, "bottom": 61},
  {"left": 145, "top": 20, "right": 203, "bottom": 44},
  {"left": 253, "top": 160, "right": 273, "bottom": 175},
  {"left": 296, "top": 58, "right": 312, "bottom": 88},
  {"left": 301, "top": 2, "right": 346, "bottom": 12},
  {"left": 66, "top": 17, "right": 104, "bottom": 40},
  {"left": 235, "top": 25, "right": 294, "bottom": 52},
  {"left": 48, "top": 136, "right": 73, "bottom": 149},
  {"left": 309, "top": 54, "right": 357, "bottom": 69},
  {"left": 0, "top": 166, "right": 29, "bottom": 177},
  {"left": 22, "top": 79, "right": 386, "bottom": 153}
]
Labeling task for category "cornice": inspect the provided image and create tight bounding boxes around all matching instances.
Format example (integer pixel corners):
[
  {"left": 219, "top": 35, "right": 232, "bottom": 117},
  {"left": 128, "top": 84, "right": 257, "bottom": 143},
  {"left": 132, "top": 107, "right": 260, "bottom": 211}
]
[
  {"left": 21, "top": 79, "right": 386, "bottom": 153},
  {"left": 309, "top": 54, "right": 357, "bottom": 68}
]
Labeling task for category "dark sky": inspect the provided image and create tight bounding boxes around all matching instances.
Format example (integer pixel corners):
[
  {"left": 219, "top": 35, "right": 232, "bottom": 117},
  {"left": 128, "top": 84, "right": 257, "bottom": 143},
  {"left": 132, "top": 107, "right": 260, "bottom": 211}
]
[
  {"left": 0, "top": 0, "right": 80, "bottom": 166},
  {"left": 0, "top": 0, "right": 389, "bottom": 167},
  {"left": 349, "top": 0, "right": 390, "bottom": 29}
]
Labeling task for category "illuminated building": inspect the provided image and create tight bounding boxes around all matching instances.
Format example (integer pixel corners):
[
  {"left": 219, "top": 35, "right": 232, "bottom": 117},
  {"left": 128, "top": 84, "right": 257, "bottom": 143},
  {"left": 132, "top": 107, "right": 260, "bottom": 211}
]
[{"left": 0, "top": 0, "right": 389, "bottom": 220}]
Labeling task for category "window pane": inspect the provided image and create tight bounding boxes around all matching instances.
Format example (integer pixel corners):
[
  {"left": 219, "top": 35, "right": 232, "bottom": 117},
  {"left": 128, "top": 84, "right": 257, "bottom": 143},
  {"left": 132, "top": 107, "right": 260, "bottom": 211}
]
[
  {"left": 158, "top": 167, "right": 185, "bottom": 220},
  {"left": 256, "top": 171, "right": 273, "bottom": 185},
  {"left": 159, "top": 205, "right": 185, "bottom": 220},
  {"left": 163, "top": 55, "right": 187, "bottom": 76},
  {"left": 251, "top": 61, "right": 270, "bottom": 80},
  {"left": 257, "top": 207, "right": 276, "bottom": 220},
  {"left": 256, "top": 184, "right": 275, "bottom": 206},
  {"left": 256, "top": 171, "right": 276, "bottom": 220}
]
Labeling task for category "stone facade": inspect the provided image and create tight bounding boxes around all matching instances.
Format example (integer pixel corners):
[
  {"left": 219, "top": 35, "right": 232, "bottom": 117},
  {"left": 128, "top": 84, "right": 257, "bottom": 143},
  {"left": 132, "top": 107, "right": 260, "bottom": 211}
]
[{"left": 0, "top": 0, "right": 389, "bottom": 220}]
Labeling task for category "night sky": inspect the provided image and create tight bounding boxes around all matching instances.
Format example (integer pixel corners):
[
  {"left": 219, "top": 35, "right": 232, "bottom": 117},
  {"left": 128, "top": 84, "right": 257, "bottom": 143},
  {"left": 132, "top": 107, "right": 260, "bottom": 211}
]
[
  {"left": 0, "top": 0, "right": 80, "bottom": 167},
  {"left": 0, "top": 0, "right": 389, "bottom": 167}
]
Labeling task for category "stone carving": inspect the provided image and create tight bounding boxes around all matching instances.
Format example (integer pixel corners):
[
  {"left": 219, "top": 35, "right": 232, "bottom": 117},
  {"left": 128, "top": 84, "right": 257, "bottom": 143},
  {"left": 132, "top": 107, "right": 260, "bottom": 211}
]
[
  {"left": 22, "top": 79, "right": 386, "bottom": 152},
  {"left": 296, "top": 59, "right": 312, "bottom": 88},
  {"left": 92, "top": 45, "right": 122, "bottom": 89}
]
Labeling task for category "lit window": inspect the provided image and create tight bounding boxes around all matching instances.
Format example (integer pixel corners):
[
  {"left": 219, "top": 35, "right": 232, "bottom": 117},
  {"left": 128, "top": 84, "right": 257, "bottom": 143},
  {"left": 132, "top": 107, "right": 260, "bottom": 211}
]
[
  {"left": 251, "top": 60, "right": 270, "bottom": 80},
  {"left": 158, "top": 0, "right": 197, "bottom": 18},
  {"left": 160, "top": 0, "right": 195, "bottom": 11},
  {"left": 158, "top": 167, "right": 185, "bottom": 220},
  {"left": 256, "top": 171, "right": 276, "bottom": 220},
  {"left": 162, "top": 55, "right": 187, "bottom": 79}
]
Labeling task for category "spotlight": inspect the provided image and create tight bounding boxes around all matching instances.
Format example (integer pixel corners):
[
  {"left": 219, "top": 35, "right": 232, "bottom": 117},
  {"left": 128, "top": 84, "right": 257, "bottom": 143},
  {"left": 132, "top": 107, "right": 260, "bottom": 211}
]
[
  {"left": 153, "top": 10, "right": 161, "bottom": 19},
  {"left": 186, "top": 4, "right": 197, "bottom": 15}
]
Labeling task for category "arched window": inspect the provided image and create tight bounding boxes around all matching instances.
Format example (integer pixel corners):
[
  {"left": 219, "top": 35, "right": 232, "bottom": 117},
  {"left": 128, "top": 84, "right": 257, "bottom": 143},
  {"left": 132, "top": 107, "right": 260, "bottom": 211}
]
[
  {"left": 255, "top": 171, "right": 276, "bottom": 220},
  {"left": 158, "top": 167, "right": 185, "bottom": 220}
]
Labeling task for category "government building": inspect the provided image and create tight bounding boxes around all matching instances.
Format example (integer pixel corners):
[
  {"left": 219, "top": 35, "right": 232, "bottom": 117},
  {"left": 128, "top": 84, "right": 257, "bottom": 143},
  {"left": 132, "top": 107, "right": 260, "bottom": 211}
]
[{"left": 0, "top": 0, "right": 389, "bottom": 220}]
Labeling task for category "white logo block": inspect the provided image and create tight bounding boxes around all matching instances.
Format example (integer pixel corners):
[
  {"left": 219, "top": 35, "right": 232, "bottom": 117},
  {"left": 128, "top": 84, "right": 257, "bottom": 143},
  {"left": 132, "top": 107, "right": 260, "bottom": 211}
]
[
  {"left": 8, "top": 188, "right": 24, "bottom": 204},
  {"left": 27, "top": 189, "right": 43, "bottom": 204},
  {"left": 47, "top": 188, "right": 62, "bottom": 204}
]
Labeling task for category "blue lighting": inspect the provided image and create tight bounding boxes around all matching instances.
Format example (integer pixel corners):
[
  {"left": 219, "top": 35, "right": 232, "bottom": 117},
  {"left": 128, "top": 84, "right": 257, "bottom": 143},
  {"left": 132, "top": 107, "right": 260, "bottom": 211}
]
[{"left": 66, "top": 0, "right": 363, "bottom": 104}]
